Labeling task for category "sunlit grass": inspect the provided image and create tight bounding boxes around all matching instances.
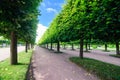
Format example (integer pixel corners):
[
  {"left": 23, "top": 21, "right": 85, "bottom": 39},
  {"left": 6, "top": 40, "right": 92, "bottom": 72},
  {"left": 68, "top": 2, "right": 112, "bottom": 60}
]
[
  {"left": 0, "top": 50, "right": 32, "bottom": 80},
  {"left": 70, "top": 57, "right": 120, "bottom": 80}
]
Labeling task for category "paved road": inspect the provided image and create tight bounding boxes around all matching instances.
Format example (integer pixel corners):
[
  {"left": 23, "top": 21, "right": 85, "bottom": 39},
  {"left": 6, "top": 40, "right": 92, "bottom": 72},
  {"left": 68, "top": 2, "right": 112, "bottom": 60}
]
[
  {"left": 31, "top": 46, "right": 99, "bottom": 80},
  {"left": 60, "top": 48, "right": 120, "bottom": 66},
  {"left": 0, "top": 46, "right": 25, "bottom": 61}
]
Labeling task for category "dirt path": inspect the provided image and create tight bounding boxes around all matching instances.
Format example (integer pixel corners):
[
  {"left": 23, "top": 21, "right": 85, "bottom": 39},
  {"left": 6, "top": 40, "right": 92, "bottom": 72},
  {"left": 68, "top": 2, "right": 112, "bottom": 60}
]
[
  {"left": 60, "top": 48, "right": 120, "bottom": 66},
  {"left": 0, "top": 46, "right": 25, "bottom": 61},
  {"left": 31, "top": 46, "right": 99, "bottom": 80}
]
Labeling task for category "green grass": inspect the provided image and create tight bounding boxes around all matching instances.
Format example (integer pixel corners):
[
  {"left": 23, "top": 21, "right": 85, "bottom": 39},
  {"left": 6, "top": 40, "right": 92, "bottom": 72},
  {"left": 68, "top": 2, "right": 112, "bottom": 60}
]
[
  {"left": 70, "top": 57, "right": 120, "bottom": 80},
  {"left": 110, "top": 54, "right": 120, "bottom": 58},
  {"left": 0, "top": 50, "right": 33, "bottom": 80},
  {"left": 91, "top": 44, "right": 116, "bottom": 51}
]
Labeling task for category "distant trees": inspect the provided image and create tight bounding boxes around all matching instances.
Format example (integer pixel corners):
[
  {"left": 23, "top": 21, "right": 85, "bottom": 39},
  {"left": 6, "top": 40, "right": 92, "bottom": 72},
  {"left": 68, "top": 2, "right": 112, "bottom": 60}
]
[
  {"left": 39, "top": 0, "right": 120, "bottom": 58},
  {"left": 0, "top": 36, "right": 10, "bottom": 47},
  {"left": 0, "top": 0, "right": 42, "bottom": 65}
]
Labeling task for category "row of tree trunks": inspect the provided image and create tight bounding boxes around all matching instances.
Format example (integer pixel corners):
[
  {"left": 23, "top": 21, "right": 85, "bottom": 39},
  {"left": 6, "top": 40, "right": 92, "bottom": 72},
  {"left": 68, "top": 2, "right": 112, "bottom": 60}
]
[
  {"left": 44, "top": 41, "right": 60, "bottom": 52},
  {"left": 44, "top": 40, "right": 119, "bottom": 60},
  {"left": 104, "top": 42, "right": 119, "bottom": 55},
  {"left": 25, "top": 42, "right": 33, "bottom": 53},
  {"left": 78, "top": 42, "right": 91, "bottom": 50},
  {"left": 104, "top": 42, "right": 120, "bottom": 55}
]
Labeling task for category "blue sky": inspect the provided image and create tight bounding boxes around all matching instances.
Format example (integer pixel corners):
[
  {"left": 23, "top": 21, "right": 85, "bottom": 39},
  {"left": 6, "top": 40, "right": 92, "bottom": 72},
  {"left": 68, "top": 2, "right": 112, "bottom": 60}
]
[
  {"left": 36, "top": 0, "right": 65, "bottom": 42},
  {"left": 38, "top": 0, "right": 65, "bottom": 27}
]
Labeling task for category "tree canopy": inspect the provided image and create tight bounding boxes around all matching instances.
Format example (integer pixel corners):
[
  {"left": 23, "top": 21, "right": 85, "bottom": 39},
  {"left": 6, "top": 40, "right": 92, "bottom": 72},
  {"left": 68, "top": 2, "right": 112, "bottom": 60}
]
[{"left": 0, "top": 0, "right": 42, "bottom": 64}]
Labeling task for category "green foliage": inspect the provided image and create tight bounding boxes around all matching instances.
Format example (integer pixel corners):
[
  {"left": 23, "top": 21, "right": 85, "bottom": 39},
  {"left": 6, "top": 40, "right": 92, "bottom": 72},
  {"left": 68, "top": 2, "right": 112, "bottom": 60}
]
[
  {"left": 70, "top": 57, "right": 120, "bottom": 80},
  {"left": 0, "top": 0, "right": 42, "bottom": 44},
  {"left": 0, "top": 36, "right": 10, "bottom": 47},
  {"left": 92, "top": 0, "right": 120, "bottom": 42},
  {"left": 0, "top": 50, "right": 32, "bottom": 80},
  {"left": 39, "top": 0, "right": 120, "bottom": 55},
  {"left": 92, "top": 44, "right": 98, "bottom": 49},
  {"left": 109, "top": 44, "right": 115, "bottom": 48}
]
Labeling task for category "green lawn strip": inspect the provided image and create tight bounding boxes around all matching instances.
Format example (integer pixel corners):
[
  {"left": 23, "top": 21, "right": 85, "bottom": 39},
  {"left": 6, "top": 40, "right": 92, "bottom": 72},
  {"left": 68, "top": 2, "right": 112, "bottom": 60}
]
[
  {"left": 109, "top": 54, "right": 120, "bottom": 58},
  {"left": 0, "top": 50, "right": 33, "bottom": 80},
  {"left": 69, "top": 57, "right": 120, "bottom": 80}
]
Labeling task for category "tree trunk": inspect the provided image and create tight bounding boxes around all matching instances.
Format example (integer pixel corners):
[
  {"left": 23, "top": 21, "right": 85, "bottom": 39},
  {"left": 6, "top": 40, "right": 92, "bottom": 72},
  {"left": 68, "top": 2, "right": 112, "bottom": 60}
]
[
  {"left": 116, "top": 41, "right": 120, "bottom": 55},
  {"left": 50, "top": 42, "right": 52, "bottom": 50},
  {"left": 57, "top": 41, "right": 60, "bottom": 52},
  {"left": 85, "top": 42, "right": 88, "bottom": 51},
  {"left": 10, "top": 31, "right": 18, "bottom": 65},
  {"left": 79, "top": 38, "right": 84, "bottom": 59},
  {"left": 88, "top": 43, "right": 91, "bottom": 50},
  {"left": 89, "top": 35, "right": 91, "bottom": 50},
  {"left": 46, "top": 43, "right": 48, "bottom": 49},
  {"left": 105, "top": 43, "right": 107, "bottom": 51},
  {"left": 31, "top": 44, "right": 32, "bottom": 49},
  {"left": 2, "top": 41, "right": 3, "bottom": 48},
  {"left": 25, "top": 42, "right": 28, "bottom": 53},
  {"left": 71, "top": 43, "right": 74, "bottom": 50}
]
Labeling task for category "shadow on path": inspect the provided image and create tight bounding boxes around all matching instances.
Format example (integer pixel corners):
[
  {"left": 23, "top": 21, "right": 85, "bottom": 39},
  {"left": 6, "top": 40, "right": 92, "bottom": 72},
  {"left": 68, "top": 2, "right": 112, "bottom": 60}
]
[{"left": 25, "top": 51, "right": 35, "bottom": 80}]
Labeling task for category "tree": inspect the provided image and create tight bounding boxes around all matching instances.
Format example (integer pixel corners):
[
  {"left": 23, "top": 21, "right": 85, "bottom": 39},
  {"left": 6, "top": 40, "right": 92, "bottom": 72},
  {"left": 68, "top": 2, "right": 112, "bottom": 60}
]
[
  {"left": 92, "top": 0, "right": 120, "bottom": 54},
  {"left": 0, "top": 0, "right": 42, "bottom": 65}
]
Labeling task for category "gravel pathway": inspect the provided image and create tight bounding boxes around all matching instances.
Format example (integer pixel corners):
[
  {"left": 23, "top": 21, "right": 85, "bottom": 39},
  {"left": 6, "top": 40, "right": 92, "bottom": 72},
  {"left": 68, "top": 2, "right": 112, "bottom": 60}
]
[
  {"left": 60, "top": 48, "right": 120, "bottom": 66},
  {"left": 0, "top": 46, "right": 25, "bottom": 61},
  {"left": 31, "top": 46, "right": 99, "bottom": 80}
]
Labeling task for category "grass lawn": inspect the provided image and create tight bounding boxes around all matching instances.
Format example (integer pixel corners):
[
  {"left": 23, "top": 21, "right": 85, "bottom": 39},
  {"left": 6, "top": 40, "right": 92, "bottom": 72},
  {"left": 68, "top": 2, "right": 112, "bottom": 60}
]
[
  {"left": 0, "top": 50, "right": 33, "bottom": 80},
  {"left": 70, "top": 57, "right": 120, "bottom": 80},
  {"left": 110, "top": 54, "right": 120, "bottom": 58}
]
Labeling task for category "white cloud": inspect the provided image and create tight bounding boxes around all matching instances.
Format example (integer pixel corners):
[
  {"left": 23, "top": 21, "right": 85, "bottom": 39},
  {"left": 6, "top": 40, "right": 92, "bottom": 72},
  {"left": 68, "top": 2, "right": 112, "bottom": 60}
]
[
  {"left": 46, "top": 8, "right": 58, "bottom": 13},
  {"left": 36, "top": 24, "right": 47, "bottom": 43}
]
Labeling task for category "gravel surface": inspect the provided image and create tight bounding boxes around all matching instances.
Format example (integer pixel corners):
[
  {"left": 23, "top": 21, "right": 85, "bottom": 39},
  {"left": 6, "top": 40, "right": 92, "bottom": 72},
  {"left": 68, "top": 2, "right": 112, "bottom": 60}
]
[
  {"left": 31, "top": 46, "right": 99, "bottom": 80},
  {"left": 0, "top": 46, "right": 25, "bottom": 61},
  {"left": 60, "top": 48, "right": 120, "bottom": 66}
]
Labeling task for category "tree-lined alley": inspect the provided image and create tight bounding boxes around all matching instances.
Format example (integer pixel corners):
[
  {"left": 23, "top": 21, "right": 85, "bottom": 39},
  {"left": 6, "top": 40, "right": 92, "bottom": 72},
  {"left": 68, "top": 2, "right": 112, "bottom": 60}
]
[{"left": 39, "top": 0, "right": 120, "bottom": 58}]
